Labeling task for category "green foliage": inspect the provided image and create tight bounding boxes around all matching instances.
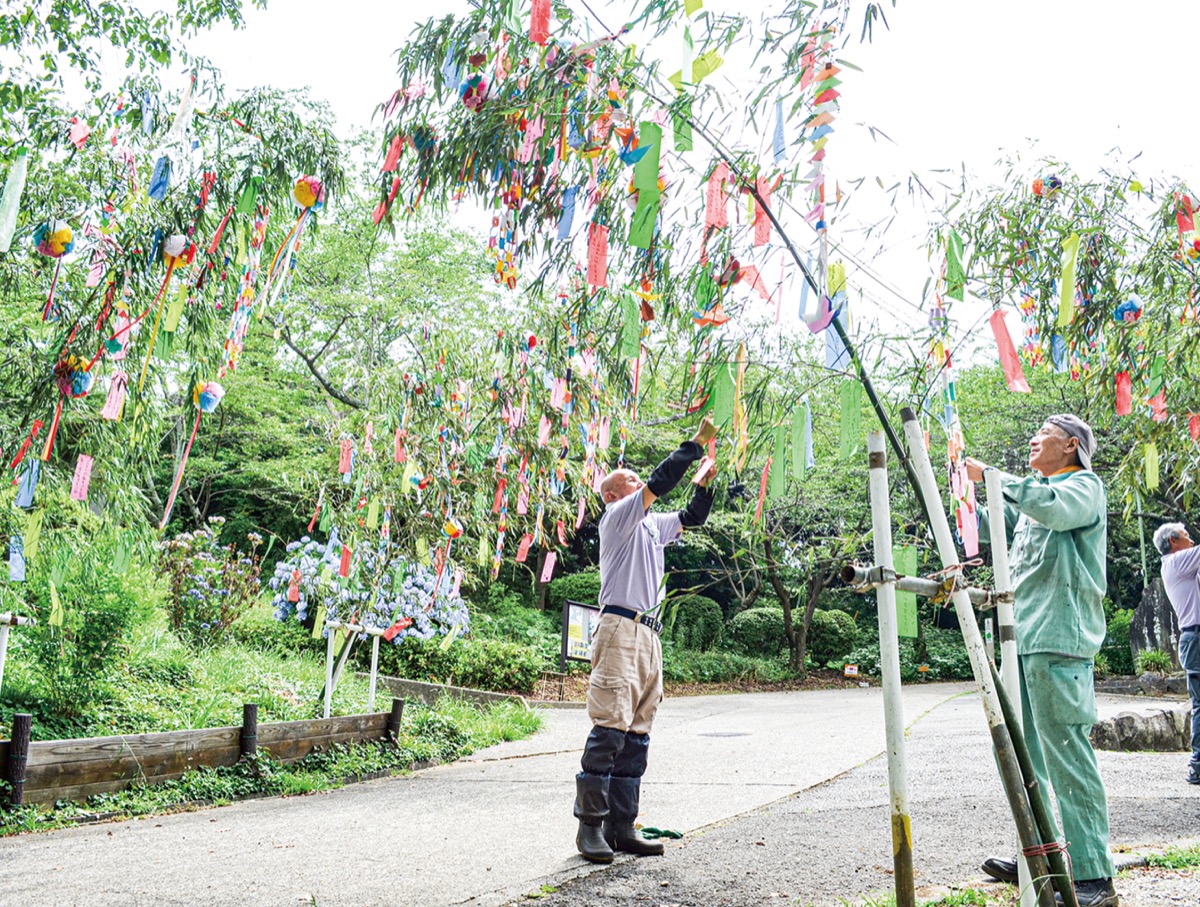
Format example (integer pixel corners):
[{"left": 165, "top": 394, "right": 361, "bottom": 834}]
[
  {"left": 1145, "top": 843, "right": 1200, "bottom": 870},
  {"left": 1101, "top": 609, "right": 1135, "bottom": 676},
  {"left": 845, "top": 628, "right": 975, "bottom": 682},
  {"left": 160, "top": 518, "right": 263, "bottom": 648},
  {"left": 808, "top": 609, "right": 859, "bottom": 668},
  {"left": 1134, "top": 648, "right": 1174, "bottom": 675},
  {"left": 376, "top": 636, "right": 541, "bottom": 695},
  {"left": 666, "top": 594, "right": 724, "bottom": 652},
  {"left": 471, "top": 586, "right": 560, "bottom": 667},
  {"left": 546, "top": 569, "right": 602, "bottom": 612},
  {"left": 662, "top": 648, "right": 795, "bottom": 685},
  {"left": 726, "top": 607, "right": 786, "bottom": 657}
]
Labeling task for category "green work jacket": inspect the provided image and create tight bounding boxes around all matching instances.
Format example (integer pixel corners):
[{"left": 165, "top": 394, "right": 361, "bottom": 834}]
[{"left": 981, "top": 468, "right": 1108, "bottom": 659}]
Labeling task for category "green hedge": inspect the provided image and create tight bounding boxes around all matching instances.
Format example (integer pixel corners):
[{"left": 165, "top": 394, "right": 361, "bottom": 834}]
[
  {"left": 663, "top": 648, "right": 794, "bottom": 684},
  {"left": 376, "top": 636, "right": 542, "bottom": 695},
  {"left": 844, "top": 627, "right": 974, "bottom": 681},
  {"left": 726, "top": 607, "right": 785, "bottom": 657},
  {"left": 1101, "top": 609, "right": 1135, "bottom": 676},
  {"left": 667, "top": 594, "right": 724, "bottom": 652},
  {"left": 546, "top": 569, "right": 602, "bottom": 612},
  {"left": 808, "top": 609, "right": 858, "bottom": 667}
]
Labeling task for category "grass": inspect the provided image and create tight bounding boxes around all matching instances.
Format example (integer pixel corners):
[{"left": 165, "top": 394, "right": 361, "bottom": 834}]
[
  {"left": 0, "top": 694, "right": 542, "bottom": 836},
  {"left": 1145, "top": 843, "right": 1200, "bottom": 869},
  {"left": 835, "top": 888, "right": 994, "bottom": 907}
]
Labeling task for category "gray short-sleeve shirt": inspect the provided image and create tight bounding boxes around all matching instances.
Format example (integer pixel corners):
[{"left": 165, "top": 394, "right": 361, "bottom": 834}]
[
  {"left": 597, "top": 492, "right": 682, "bottom": 613},
  {"left": 1162, "top": 546, "right": 1200, "bottom": 629}
]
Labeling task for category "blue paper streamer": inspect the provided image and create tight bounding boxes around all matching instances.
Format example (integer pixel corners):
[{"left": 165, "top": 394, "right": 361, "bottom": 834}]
[
  {"left": 15, "top": 459, "right": 39, "bottom": 509},
  {"left": 557, "top": 187, "right": 578, "bottom": 241},
  {"left": 772, "top": 98, "right": 786, "bottom": 163},
  {"left": 148, "top": 155, "right": 172, "bottom": 202},
  {"left": 8, "top": 536, "right": 25, "bottom": 582}
]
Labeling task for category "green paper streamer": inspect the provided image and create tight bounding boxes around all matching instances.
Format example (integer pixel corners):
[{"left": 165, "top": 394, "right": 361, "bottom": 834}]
[
  {"left": 673, "top": 96, "right": 693, "bottom": 151},
  {"left": 685, "top": 0, "right": 703, "bottom": 13},
  {"left": 838, "top": 379, "right": 862, "bottom": 460},
  {"left": 49, "top": 580, "right": 64, "bottom": 628},
  {"left": 632, "top": 123, "right": 662, "bottom": 191},
  {"left": 236, "top": 176, "right": 261, "bottom": 216},
  {"left": 945, "top": 229, "right": 966, "bottom": 302},
  {"left": 366, "top": 498, "right": 379, "bottom": 530},
  {"left": 893, "top": 545, "right": 918, "bottom": 638},
  {"left": 791, "top": 407, "right": 805, "bottom": 481},
  {"left": 769, "top": 425, "right": 788, "bottom": 500},
  {"left": 478, "top": 533, "right": 489, "bottom": 567},
  {"left": 440, "top": 623, "right": 461, "bottom": 652},
  {"left": 629, "top": 187, "right": 661, "bottom": 249},
  {"left": 1057, "top": 233, "right": 1081, "bottom": 327},
  {"left": 620, "top": 289, "right": 641, "bottom": 358},
  {"left": 23, "top": 510, "right": 42, "bottom": 563},
  {"left": 710, "top": 361, "right": 736, "bottom": 428},
  {"left": 163, "top": 284, "right": 187, "bottom": 333},
  {"left": 1145, "top": 441, "right": 1159, "bottom": 491},
  {"left": 416, "top": 536, "right": 430, "bottom": 565},
  {"left": 318, "top": 504, "right": 333, "bottom": 533},
  {"left": 1147, "top": 354, "right": 1165, "bottom": 399},
  {"left": 692, "top": 50, "right": 723, "bottom": 82},
  {"left": 311, "top": 605, "right": 326, "bottom": 639}
]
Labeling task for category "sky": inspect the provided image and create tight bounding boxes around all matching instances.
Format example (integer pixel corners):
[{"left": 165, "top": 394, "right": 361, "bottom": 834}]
[{"left": 185, "top": 0, "right": 1200, "bottom": 356}]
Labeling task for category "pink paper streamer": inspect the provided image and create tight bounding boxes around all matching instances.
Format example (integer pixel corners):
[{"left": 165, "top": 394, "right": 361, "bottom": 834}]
[
  {"left": 100, "top": 372, "right": 128, "bottom": 421},
  {"left": 515, "top": 534, "right": 533, "bottom": 563},
  {"left": 988, "top": 309, "right": 1031, "bottom": 393},
  {"left": 705, "top": 163, "right": 730, "bottom": 229},
  {"left": 70, "top": 454, "right": 94, "bottom": 501},
  {"left": 587, "top": 224, "right": 609, "bottom": 289},
  {"left": 540, "top": 552, "right": 557, "bottom": 583}
]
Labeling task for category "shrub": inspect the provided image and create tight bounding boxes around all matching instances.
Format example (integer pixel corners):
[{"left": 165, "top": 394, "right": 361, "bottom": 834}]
[
  {"left": 1101, "top": 609, "right": 1135, "bottom": 676},
  {"left": 470, "top": 595, "right": 560, "bottom": 668},
  {"left": 546, "top": 569, "right": 602, "bottom": 612},
  {"left": 160, "top": 518, "right": 263, "bottom": 648},
  {"left": 726, "top": 607, "right": 786, "bottom": 657},
  {"left": 662, "top": 648, "right": 794, "bottom": 684},
  {"left": 377, "top": 636, "right": 541, "bottom": 694},
  {"left": 1135, "top": 648, "right": 1174, "bottom": 675},
  {"left": 845, "top": 627, "right": 974, "bottom": 682},
  {"left": 20, "top": 554, "right": 158, "bottom": 721},
  {"left": 808, "top": 609, "right": 858, "bottom": 668},
  {"left": 666, "top": 594, "right": 724, "bottom": 652}
]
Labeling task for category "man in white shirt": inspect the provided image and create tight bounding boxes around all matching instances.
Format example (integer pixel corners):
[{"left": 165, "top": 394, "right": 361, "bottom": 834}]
[
  {"left": 573, "top": 416, "right": 718, "bottom": 863},
  {"left": 1152, "top": 522, "right": 1200, "bottom": 784}
]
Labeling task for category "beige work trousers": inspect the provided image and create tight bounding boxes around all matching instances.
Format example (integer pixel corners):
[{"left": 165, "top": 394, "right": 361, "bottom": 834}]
[{"left": 587, "top": 613, "right": 663, "bottom": 735}]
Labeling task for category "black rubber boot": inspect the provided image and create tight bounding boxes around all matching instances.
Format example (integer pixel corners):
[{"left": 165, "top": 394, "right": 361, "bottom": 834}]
[
  {"left": 1057, "top": 878, "right": 1118, "bottom": 907},
  {"left": 981, "top": 855, "right": 1018, "bottom": 885},
  {"left": 574, "top": 773, "right": 614, "bottom": 864},
  {"left": 604, "top": 776, "right": 664, "bottom": 856}
]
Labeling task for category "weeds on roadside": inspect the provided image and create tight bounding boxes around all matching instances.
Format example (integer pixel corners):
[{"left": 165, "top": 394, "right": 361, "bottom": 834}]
[{"left": 1145, "top": 843, "right": 1200, "bottom": 870}]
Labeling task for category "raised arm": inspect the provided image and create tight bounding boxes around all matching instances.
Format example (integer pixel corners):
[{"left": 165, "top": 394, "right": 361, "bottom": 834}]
[{"left": 640, "top": 416, "right": 717, "bottom": 511}]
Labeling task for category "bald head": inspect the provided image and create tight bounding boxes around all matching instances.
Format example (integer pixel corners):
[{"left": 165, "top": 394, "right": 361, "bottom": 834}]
[{"left": 601, "top": 468, "right": 643, "bottom": 504}]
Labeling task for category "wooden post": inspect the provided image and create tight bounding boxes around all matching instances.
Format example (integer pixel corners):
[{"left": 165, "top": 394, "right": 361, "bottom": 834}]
[
  {"left": 866, "top": 431, "right": 916, "bottom": 907},
  {"left": 4, "top": 712, "right": 31, "bottom": 808},
  {"left": 240, "top": 703, "right": 258, "bottom": 759},
  {"left": 385, "top": 698, "right": 405, "bottom": 743}
]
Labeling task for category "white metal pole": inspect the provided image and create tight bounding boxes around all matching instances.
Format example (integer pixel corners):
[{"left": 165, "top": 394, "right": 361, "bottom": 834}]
[
  {"left": 867, "top": 431, "right": 915, "bottom": 907},
  {"left": 985, "top": 467, "right": 1033, "bottom": 907},
  {"left": 899, "top": 408, "right": 1056, "bottom": 907},
  {"left": 368, "top": 634, "right": 381, "bottom": 713},
  {"left": 324, "top": 624, "right": 336, "bottom": 719}
]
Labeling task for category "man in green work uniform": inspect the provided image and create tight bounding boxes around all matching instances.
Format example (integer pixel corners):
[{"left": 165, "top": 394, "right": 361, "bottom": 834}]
[{"left": 966, "top": 415, "right": 1117, "bottom": 907}]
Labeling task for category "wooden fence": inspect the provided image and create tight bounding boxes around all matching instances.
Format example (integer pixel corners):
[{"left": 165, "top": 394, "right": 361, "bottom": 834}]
[{"left": 1, "top": 699, "right": 405, "bottom": 807}]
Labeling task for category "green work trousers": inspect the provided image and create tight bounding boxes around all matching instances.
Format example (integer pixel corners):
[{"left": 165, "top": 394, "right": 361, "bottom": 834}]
[{"left": 1019, "top": 653, "right": 1115, "bottom": 881}]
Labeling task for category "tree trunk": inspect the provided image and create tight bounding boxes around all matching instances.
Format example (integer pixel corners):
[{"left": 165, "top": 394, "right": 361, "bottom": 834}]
[{"left": 764, "top": 536, "right": 801, "bottom": 672}]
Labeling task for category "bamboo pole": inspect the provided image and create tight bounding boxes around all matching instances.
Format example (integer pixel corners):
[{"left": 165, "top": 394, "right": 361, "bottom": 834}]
[
  {"left": 323, "top": 626, "right": 336, "bottom": 719},
  {"left": 0, "top": 613, "right": 34, "bottom": 699},
  {"left": 898, "top": 407, "right": 1057, "bottom": 907},
  {"left": 984, "top": 468, "right": 1035, "bottom": 907},
  {"left": 866, "top": 431, "right": 916, "bottom": 907},
  {"left": 368, "top": 634, "right": 382, "bottom": 714}
]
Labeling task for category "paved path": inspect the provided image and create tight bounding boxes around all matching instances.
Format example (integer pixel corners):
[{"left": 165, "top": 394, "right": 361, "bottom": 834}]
[{"left": 0, "top": 683, "right": 1195, "bottom": 906}]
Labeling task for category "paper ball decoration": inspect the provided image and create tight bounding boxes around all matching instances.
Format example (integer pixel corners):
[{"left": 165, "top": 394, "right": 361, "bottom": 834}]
[
  {"left": 33, "top": 220, "right": 75, "bottom": 258},
  {"left": 161, "top": 234, "right": 197, "bottom": 267},
  {"left": 194, "top": 381, "right": 226, "bottom": 413},
  {"left": 459, "top": 74, "right": 489, "bottom": 112},
  {"left": 1113, "top": 296, "right": 1144, "bottom": 323},
  {"left": 292, "top": 175, "right": 325, "bottom": 210},
  {"left": 54, "top": 355, "right": 91, "bottom": 397},
  {"left": 71, "top": 369, "right": 94, "bottom": 398},
  {"left": 442, "top": 518, "right": 464, "bottom": 539}
]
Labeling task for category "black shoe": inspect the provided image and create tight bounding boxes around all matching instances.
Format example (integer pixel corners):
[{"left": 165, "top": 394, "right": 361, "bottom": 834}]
[
  {"left": 604, "top": 821, "right": 665, "bottom": 856},
  {"left": 576, "top": 821, "right": 614, "bottom": 863},
  {"left": 1056, "top": 878, "right": 1118, "bottom": 907},
  {"left": 1187, "top": 766, "right": 1200, "bottom": 785},
  {"left": 981, "top": 856, "right": 1018, "bottom": 885}
]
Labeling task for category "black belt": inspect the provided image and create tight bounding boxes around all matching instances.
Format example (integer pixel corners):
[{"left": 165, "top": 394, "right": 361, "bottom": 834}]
[
  {"left": 1182, "top": 625, "right": 1200, "bottom": 634},
  {"left": 600, "top": 606, "right": 663, "bottom": 635}
]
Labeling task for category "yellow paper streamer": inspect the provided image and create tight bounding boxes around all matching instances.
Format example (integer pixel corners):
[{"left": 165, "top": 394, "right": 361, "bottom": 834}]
[{"left": 1057, "top": 233, "right": 1081, "bottom": 327}]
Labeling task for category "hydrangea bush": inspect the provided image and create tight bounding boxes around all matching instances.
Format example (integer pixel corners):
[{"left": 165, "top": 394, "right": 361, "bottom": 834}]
[
  {"left": 268, "top": 535, "right": 469, "bottom": 644},
  {"left": 160, "top": 517, "right": 263, "bottom": 648}
]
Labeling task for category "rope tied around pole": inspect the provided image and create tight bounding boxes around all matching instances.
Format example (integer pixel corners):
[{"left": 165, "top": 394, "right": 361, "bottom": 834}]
[
  {"left": 1022, "top": 840, "right": 1074, "bottom": 889},
  {"left": 923, "top": 559, "right": 984, "bottom": 605}
]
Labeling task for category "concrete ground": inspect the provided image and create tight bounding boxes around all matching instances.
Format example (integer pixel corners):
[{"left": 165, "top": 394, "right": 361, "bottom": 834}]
[{"left": 0, "top": 683, "right": 1195, "bottom": 906}]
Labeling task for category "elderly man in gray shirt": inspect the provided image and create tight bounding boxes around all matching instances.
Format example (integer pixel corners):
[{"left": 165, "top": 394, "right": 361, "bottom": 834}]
[
  {"left": 1153, "top": 522, "right": 1200, "bottom": 784},
  {"left": 574, "top": 416, "right": 718, "bottom": 863}
]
